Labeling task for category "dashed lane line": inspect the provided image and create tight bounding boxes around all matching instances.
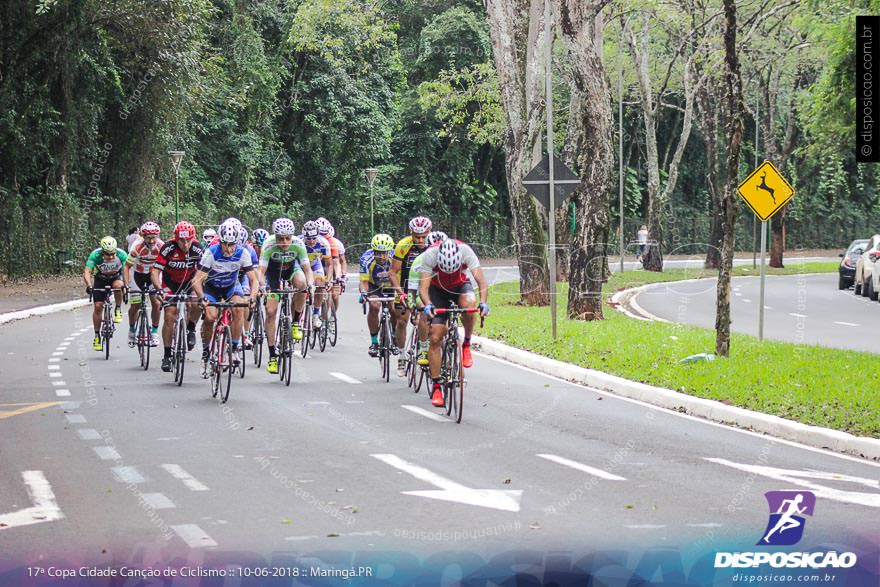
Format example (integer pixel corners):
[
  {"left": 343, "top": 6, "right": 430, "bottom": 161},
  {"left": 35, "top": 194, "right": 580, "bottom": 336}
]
[
  {"left": 161, "top": 464, "right": 210, "bottom": 491},
  {"left": 76, "top": 428, "right": 101, "bottom": 440},
  {"left": 536, "top": 454, "right": 627, "bottom": 481},
  {"left": 170, "top": 524, "right": 217, "bottom": 548},
  {"left": 401, "top": 405, "right": 450, "bottom": 422},
  {"left": 93, "top": 446, "right": 121, "bottom": 460},
  {"left": 330, "top": 372, "right": 361, "bottom": 384}
]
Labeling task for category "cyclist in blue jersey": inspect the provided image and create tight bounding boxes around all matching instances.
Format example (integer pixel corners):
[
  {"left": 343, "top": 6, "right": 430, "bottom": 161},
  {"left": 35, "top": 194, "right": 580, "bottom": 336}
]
[{"left": 358, "top": 233, "right": 397, "bottom": 357}]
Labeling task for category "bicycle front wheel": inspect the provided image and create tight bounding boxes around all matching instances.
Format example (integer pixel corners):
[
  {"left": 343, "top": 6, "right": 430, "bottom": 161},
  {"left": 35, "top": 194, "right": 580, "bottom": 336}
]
[
  {"left": 252, "top": 308, "right": 264, "bottom": 367},
  {"left": 452, "top": 343, "right": 464, "bottom": 423},
  {"left": 139, "top": 312, "right": 151, "bottom": 371},
  {"left": 174, "top": 320, "right": 186, "bottom": 386},
  {"left": 328, "top": 309, "right": 338, "bottom": 347},
  {"left": 219, "top": 326, "right": 233, "bottom": 403},
  {"left": 300, "top": 308, "right": 312, "bottom": 359}
]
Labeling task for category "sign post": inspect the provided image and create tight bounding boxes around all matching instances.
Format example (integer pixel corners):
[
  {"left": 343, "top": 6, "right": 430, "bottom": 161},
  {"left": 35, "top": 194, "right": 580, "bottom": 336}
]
[
  {"left": 168, "top": 150, "right": 184, "bottom": 223},
  {"left": 737, "top": 160, "right": 795, "bottom": 341}
]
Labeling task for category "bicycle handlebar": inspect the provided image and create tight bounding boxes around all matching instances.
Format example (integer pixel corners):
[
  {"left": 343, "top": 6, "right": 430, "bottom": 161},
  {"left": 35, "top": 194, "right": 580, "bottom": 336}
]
[
  {"left": 433, "top": 308, "right": 479, "bottom": 314},
  {"left": 204, "top": 302, "right": 252, "bottom": 308}
]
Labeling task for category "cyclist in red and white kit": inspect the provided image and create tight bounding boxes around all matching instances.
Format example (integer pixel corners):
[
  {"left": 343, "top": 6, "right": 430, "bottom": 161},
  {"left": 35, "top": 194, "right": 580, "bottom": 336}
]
[
  {"left": 151, "top": 221, "right": 204, "bottom": 372},
  {"left": 126, "top": 221, "right": 164, "bottom": 347}
]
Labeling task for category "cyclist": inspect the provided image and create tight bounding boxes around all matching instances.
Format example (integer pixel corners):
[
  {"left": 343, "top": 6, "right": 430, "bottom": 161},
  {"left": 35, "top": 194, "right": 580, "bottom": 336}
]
[
  {"left": 191, "top": 220, "right": 259, "bottom": 373},
  {"left": 299, "top": 220, "right": 333, "bottom": 329},
  {"left": 317, "top": 218, "right": 347, "bottom": 312},
  {"left": 152, "top": 221, "right": 205, "bottom": 372},
  {"left": 83, "top": 236, "right": 131, "bottom": 351},
  {"left": 236, "top": 226, "right": 260, "bottom": 350},
  {"left": 201, "top": 227, "right": 216, "bottom": 249},
  {"left": 259, "top": 218, "right": 313, "bottom": 374},
  {"left": 125, "top": 221, "right": 164, "bottom": 347},
  {"left": 358, "top": 233, "right": 397, "bottom": 358},
  {"left": 420, "top": 239, "right": 490, "bottom": 407},
  {"left": 252, "top": 228, "right": 269, "bottom": 257},
  {"left": 408, "top": 230, "right": 447, "bottom": 367},
  {"left": 390, "top": 216, "right": 432, "bottom": 377}
]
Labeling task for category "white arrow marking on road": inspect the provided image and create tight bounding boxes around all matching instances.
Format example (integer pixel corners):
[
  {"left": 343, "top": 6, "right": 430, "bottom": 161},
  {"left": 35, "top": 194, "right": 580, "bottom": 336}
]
[
  {"left": 371, "top": 454, "right": 522, "bottom": 512},
  {"left": 0, "top": 471, "right": 64, "bottom": 529},
  {"left": 330, "top": 372, "right": 361, "bottom": 384},
  {"left": 537, "top": 454, "right": 627, "bottom": 480},
  {"left": 705, "top": 458, "right": 880, "bottom": 508},
  {"left": 401, "top": 405, "right": 450, "bottom": 422}
]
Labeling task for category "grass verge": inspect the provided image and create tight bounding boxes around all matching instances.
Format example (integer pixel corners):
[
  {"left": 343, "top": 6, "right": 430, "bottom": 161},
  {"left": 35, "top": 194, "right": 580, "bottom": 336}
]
[{"left": 479, "top": 263, "right": 879, "bottom": 438}]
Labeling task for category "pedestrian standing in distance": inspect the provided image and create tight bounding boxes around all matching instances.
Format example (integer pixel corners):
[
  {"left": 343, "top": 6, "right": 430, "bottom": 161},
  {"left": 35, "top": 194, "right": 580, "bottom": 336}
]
[
  {"left": 125, "top": 226, "right": 140, "bottom": 251},
  {"left": 637, "top": 225, "right": 648, "bottom": 263}
]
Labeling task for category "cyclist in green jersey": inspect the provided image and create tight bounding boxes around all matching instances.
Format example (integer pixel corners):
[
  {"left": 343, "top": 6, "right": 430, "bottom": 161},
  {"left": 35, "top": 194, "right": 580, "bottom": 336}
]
[{"left": 83, "top": 236, "right": 131, "bottom": 351}]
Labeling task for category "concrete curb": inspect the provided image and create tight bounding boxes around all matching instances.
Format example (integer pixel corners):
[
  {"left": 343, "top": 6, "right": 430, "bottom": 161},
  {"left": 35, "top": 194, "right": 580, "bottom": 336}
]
[
  {"left": 0, "top": 298, "right": 89, "bottom": 325},
  {"left": 472, "top": 335, "right": 880, "bottom": 462}
]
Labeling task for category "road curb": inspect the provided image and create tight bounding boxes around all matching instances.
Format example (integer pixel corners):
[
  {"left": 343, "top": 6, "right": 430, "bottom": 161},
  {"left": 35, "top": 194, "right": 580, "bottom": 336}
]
[
  {"left": 0, "top": 298, "right": 89, "bottom": 325},
  {"left": 472, "top": 335, "right": 880, "bottom": 462}
]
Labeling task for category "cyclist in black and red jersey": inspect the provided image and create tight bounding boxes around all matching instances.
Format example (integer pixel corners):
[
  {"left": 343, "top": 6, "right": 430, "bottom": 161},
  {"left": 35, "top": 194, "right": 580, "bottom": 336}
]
[{"left": 151, "top": 221, "right": 204, "bottom": 372}]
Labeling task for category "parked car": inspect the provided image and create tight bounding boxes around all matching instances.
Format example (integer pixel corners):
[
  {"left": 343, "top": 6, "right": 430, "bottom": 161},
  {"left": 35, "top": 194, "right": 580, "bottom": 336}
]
[
  {"left": 854, "top": 234, "right": 880, "bottom": 298},
  {"left": 839, "top": 239, "right": 869, "bottom": 289}
]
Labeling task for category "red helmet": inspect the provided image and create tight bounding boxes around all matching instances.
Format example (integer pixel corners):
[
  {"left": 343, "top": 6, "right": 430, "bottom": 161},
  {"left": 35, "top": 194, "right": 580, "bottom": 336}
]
[
  {"left": 140, "top": 221, "right": 160, "bottom": 236},
  {"left": 174, "top": 221, "right": 195, "bottom": 241}
]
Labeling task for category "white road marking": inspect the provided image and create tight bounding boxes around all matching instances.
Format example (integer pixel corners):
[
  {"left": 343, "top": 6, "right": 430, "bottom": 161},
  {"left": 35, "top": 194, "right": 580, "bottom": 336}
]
[
  {"left": 63, "top": 337, "right": 75, "bottom": 342},
  {"left": 788, "top": 312, "right": 808, "bottom": 318},
  {"left": 0, "top": 471, "right": 64, "bottom": 529},
  {"left": 47, "top": 365, "right": 60, "bottom": 370},
  {"left": 93, "top": 446, "right": 121, "bottom": 461},
  {"left": 742, "top": 299, "right": 752, "bottom": 303},
  {"left": 834, "top": 321, "right": 859, "bottom": 327},
  {"left": 330, "top": 372, "right": 361, "bottom": 384},
  {"left": 687, "top": 523, "right": 724, "bottom": 528},
  {"left": 705, "top": 458, "right": 880, "bottom": 507},
  {"left": 306, "top": 401, "right": 330, "bottom": 405},
  {"left": 111, "top": 466, "right": 146, "bottom": 484},
  {"left": 285, "top": 530, "right": 384, "bottom": 541},
  {"left": 76, "top": 428, "right": 101, "bottom": 440},
  {"left": 371, "top": 453, "right": 522, "bottom": 512},
  {"left": 734, "top": 292, "right": 741, "bottom": 296},
  {"left": 764, "top": 306, "right": 772, "bottom": 310},
  {"left": 536, "top": 454, "right": 627, "bottom": 481},
  {"left": 345, "top": 400, "right": 365, "bottom": 404},
  {"left": 65, "top": 414, "right": 86, "bottom": 424},
  {"left": 625, "top": 524, "right": 666, "bottom": 529},
  {"left": 170, "top": 524, "right": 217, "bottom": 548},
  {"left": 48, "top": 372, "right": 62, "bottom": 378},
  {"left": 161, "top": 464, "right": 209, "bottom": 491},
  {"left": 478, "top": 353, "right": 880, "bottom": 469},
  {"left": 141, "top": 493, "right": 176, "bottom": 510},
  {"left": 401, "top": 405, "right": 450, "bottom": 422},
  {"left": 52, "top": 352, "right": 63, "bottom": 356},
  {"left": 55, "top": 389, "right": 70, "bottom": 397},
  {"left": 48, "top": 358, "right": 61, "bottom": 363},
  {"left": 51, "top": 381, "right": 66, "bottom": 386}
]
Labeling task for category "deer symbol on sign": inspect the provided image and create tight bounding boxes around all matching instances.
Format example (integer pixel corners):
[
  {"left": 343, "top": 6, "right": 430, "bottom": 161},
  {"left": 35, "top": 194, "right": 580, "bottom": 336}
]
[{"left": 756, "top": 172, "right": 776, "bottom": 204}]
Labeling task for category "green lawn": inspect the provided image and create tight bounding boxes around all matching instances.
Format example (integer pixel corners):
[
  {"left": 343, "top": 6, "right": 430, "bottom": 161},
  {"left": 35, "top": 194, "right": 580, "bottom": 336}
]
[{"left": 479, "top": 262, "right": 880, "bottom": 438}]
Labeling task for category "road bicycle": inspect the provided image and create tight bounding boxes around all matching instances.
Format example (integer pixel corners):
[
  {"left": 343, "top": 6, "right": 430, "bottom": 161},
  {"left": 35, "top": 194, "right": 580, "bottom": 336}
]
[
  {"left": 162, "top": 292, "right": 193, "bottom": 386},
  {"left": 299, "top": 288, "right": 314, "bottom": 359},
  {"left": 315, "top": 281, "right": 337, "bottom": 353},
  {"left": 363, "top": 294, "right": 397, "bottom": 383},
  {"left": 404, "top": 306, "right": 427, "bottom": 393},
  {"left": 88, "top": 286, "right": 127, "bottom": 361},
  {"left": 249, "top": 295, "right": 266, "bottom": 368},
  {"left": 204, "top": 301, "right": 250, "bottom": 403},
  {"left": 132, "top": 286, "right": 159, "bottom": 371},
  {"left": 434, "top": 304, "right": 483, "bottom": 423},
  {"left": 327, "top": 276, "right": 345, "bottom": 348},
  {"left": 271, "top": 281, "right": 303, "bottom": 387}
]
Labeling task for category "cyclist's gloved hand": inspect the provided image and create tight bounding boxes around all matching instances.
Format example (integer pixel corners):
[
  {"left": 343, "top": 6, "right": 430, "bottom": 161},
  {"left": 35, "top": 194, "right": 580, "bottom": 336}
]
[
  {"left": 307, "top": 284, "right": 316, "bottom": 296},
  {"left": 86, "top": 286, "right": 93, "bottom": 295},
  {"left": 398, "top": 292, "right": 408, "bottom": 306},
  {"left": 358, "top": 292, "right": 366, "bottom": 304},
  {"left": 424, "top": 304, "right": 436, "bottom": 318},
  {"left": 479, "top": 302, "right": 490, "bottom": 316}
]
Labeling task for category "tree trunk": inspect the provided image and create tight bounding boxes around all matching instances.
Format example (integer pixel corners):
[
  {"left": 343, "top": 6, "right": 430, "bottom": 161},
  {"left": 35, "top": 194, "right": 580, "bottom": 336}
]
[
  {"left": 715, "top": 0, "right": 744, "bottom": 358},
  {"left": 485, "top": 0, "right": 551, "bottom": 305},
  {"left": 697, "top": 68, "right": 724, "bottom": 269},
  {"left": 554, "top": 0, "right": 614, "bottom": 320}
]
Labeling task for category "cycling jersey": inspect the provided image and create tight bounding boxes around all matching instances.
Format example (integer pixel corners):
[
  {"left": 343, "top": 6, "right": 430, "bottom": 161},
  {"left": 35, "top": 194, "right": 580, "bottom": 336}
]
[
  {"left": 359, "top": 250, "right": 392, "bottom": 289},
  {"left": 259, "top": 235, "right": 309, "bottom": 280},
  {"left": 393, "top": 235, "right": 427, "bottom": 289},
  {"left": 419, "top": 242, "right": 480, "bottom": 290},
  {"left": 239, "top": 243, "right": 259, "bottom": 281},
  {"left": 86, "top": 248, "right": 128, "bottom": 279},
  {"left": 155, "top": 241, "right": 204, "bottom": 291},
  {"left": 127, "top": 237, "right": 164, "bottom": 274},
  {"left": 325, "top": 236, "right": 345, "bottom": 259},
  {"left": 299, "top": 235, "right": 332, "bottom": 273},
  {"left": 199, "top": 243, "right": 254, "bottom": 289}
]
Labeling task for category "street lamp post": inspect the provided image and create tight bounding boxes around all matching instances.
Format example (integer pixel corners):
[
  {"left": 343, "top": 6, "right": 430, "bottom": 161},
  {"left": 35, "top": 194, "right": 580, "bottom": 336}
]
[
  {"left": 168, "top": 150, "right": 184, "bottom": 223},
  {"left": 365, "top": 167, "right": 378, "bottom": 235},
  {"left": 618, "top": 13, "right": 636, "bottom": 273}
]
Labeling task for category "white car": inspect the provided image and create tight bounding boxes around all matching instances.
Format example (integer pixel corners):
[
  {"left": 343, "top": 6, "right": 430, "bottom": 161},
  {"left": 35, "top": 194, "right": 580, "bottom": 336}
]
[{"left": 854, "top": 234, "right": 880, "bottom": 298}]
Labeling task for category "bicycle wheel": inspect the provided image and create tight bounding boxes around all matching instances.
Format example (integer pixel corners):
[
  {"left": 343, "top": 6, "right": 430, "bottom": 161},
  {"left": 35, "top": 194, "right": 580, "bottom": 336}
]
[
  {"left": 139, "top": 311, "right": 150, "bottom": 370},
  {"left": 103, "top": 330, "right": 111, "bottom": 361},
  {"left": 328, "top": 308, "right": 338, "bottom": 347},
  {"left": 308, "top": 312, "right": 318, "bottom": 350},
  {"left": 279, "top": 316, "right": 292, "bottom": 387},
  {"left": 210, "top": 329, "right": 222, "bottom": 399},
  {"left": 251, "top": 306, "right": 263, "bottom": 367},
  {"left": 415, "top": 365, "right": 426, "bottom": 394},
  {"left": 319, "top": 310, "right": 328, "bottom": 353},
  {"left": 379, "top": 317, "right": 391, "bottom": 382},
  {"left": 300, "top": 307, "right": 312, "bottom": 358},
  {"left": 174, "top": 320, "right": 186, "bottom": 386},
  {"left": 452, "top": 342, "right": 464, "bottom": 423},
  {"left": 219, "top": 326, "right": 233, "bottom": 403},
  {"left": 444, "top": 339, "right": 458, "bottom": 417}
]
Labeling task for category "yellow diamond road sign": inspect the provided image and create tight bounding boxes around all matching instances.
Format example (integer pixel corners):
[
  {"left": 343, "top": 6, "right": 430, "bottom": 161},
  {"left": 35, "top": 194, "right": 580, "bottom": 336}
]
[{"left": 738, "top": 160, "right": 795, "bottom": 222}]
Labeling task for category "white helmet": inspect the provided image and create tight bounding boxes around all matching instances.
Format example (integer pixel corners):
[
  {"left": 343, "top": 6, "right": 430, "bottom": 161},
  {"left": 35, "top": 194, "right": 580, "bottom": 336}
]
[
  {"left": 272, "top": 217, "right": 295, "bottom": 236},
  {"left": 218, "top": 220, "right": 239, "bottom": 244},
  {"left": 237, "top": 226, "right": 249, "bottom": 245},
  {"left": 223, "top": 217, "right": 242, "bottom": 234},
  {"left": 437, "top": 240, "right": 462, "bottom": 273},
  {"left": 315, "top": 217, "right": 332, "bottom": 235},
  {"left": 203, "top": 228, "right": 216, "bottom": 241},
  {"left": 408, "top": 216, "right": 432, "bottom": 235},
  {"left": 327, "top": 225, "right": 335, "bottom": 238},
  {"left": 426, "top": 231, "right": 447, "bottom": 246},
  {"left": 302, "top": 220, "right": 319, "bottom": 239}
]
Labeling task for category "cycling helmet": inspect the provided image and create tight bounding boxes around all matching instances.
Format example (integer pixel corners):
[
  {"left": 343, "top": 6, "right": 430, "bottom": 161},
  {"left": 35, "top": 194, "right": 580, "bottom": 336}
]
[
  {"left": 315, "top": 217, "right": 332, "bottom": 235},
  {"left": 408, "top": 216, "right": 432, "bottom": 235},
  {"left": 218, "top": 220, "right": 239, "bottom": 244},
  {"left": 437, "top": 240, "right": 462, "bottom": 273},
  {"left": 223, "top": 217, "right": 242, "bottom": 235},
  {"left": 100, "top": 236, "right": 117, "bottom": 253},
  {"left": 426, "top": 231, "right": 448, "bottom": 246},
  {"left": 236, "top": 226, "right": 249, "bottom": 245},
  {"left": 253, "top": 228, "right": 269, "bottom": 246},
  {"left": 174, "top": 221, "right": 195, "bottom": 241},
  {"left": 140, "top": 221, "right": 160, "bottom": 236},
  {"left": 371, "top": 233, "right": 395, "bottom": 252},
  {"left": 203, "top": 227, "right": 216, "bottom": 241},
  {"left": 302, "top": 220, "right": 319, "bottom": 239},
  {"left": 327, "top": 225, "right": 335, "bottom": 238},
  {"left": 272, "top": 217, "right": 295, "bottom": 236}
]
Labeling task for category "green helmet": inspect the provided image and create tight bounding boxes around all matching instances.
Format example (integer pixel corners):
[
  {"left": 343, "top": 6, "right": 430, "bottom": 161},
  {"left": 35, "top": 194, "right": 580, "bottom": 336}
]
[
  {"left": 371, "top": 233, "right": 395, "bottom": 252},
  {"left": 100, "top": 236, "right": 117, "bottom": 253}
]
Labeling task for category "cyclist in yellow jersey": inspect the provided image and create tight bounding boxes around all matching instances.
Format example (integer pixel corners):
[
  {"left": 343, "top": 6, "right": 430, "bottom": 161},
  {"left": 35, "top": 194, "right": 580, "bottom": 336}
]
[{"left": 390, "top": 216, "right": 432, "bottom": 377}]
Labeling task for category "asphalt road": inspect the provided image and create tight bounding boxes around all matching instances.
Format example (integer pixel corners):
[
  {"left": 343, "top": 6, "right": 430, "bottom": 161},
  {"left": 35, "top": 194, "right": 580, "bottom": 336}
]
[
  {"left": 1, "top": 280, "right": 878, "bottom": 571},
  {"left": 633, "top": 272, "right": 878, "bottom": 354}
]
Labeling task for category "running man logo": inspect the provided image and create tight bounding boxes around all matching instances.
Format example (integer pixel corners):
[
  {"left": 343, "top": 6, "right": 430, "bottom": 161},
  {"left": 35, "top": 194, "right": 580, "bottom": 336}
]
[
  {"left": 758, "top": 490, "right": 816, "bottom": 546},
  {"left": 737, "top": 160, "right": 795, "bottom": 221}
]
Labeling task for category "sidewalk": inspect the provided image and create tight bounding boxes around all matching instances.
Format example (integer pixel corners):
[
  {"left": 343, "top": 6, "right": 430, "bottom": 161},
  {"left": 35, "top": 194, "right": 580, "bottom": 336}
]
[{"left": 0, "top": 274, "right": 84, "bottom": 314}]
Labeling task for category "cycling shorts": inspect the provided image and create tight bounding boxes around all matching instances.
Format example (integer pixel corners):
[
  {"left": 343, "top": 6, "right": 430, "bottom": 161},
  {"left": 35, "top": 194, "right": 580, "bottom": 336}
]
[
  {"left": 129, "top": 272, "right": 156, "bottom": 304},
  {"left": 92, "top": 275, "right": 123, "bottom": 303},
  {"left": 203, "top": 281, "right": 245, "bottom": 303},
  {"left": 428, "top": 281, "right": 475, "bottom": 325}
]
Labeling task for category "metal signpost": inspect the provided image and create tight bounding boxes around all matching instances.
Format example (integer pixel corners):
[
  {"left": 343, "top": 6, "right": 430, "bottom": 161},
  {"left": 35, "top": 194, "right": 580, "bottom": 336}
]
[
  {"left": 737, "top": 160, "right": 795, "bottom": 341},
  {"left": 168, "top": 150, "right": 184, "bottom": 223},
  {"left": 365, "top": 167, "right": 378, "bottom": 235}
]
